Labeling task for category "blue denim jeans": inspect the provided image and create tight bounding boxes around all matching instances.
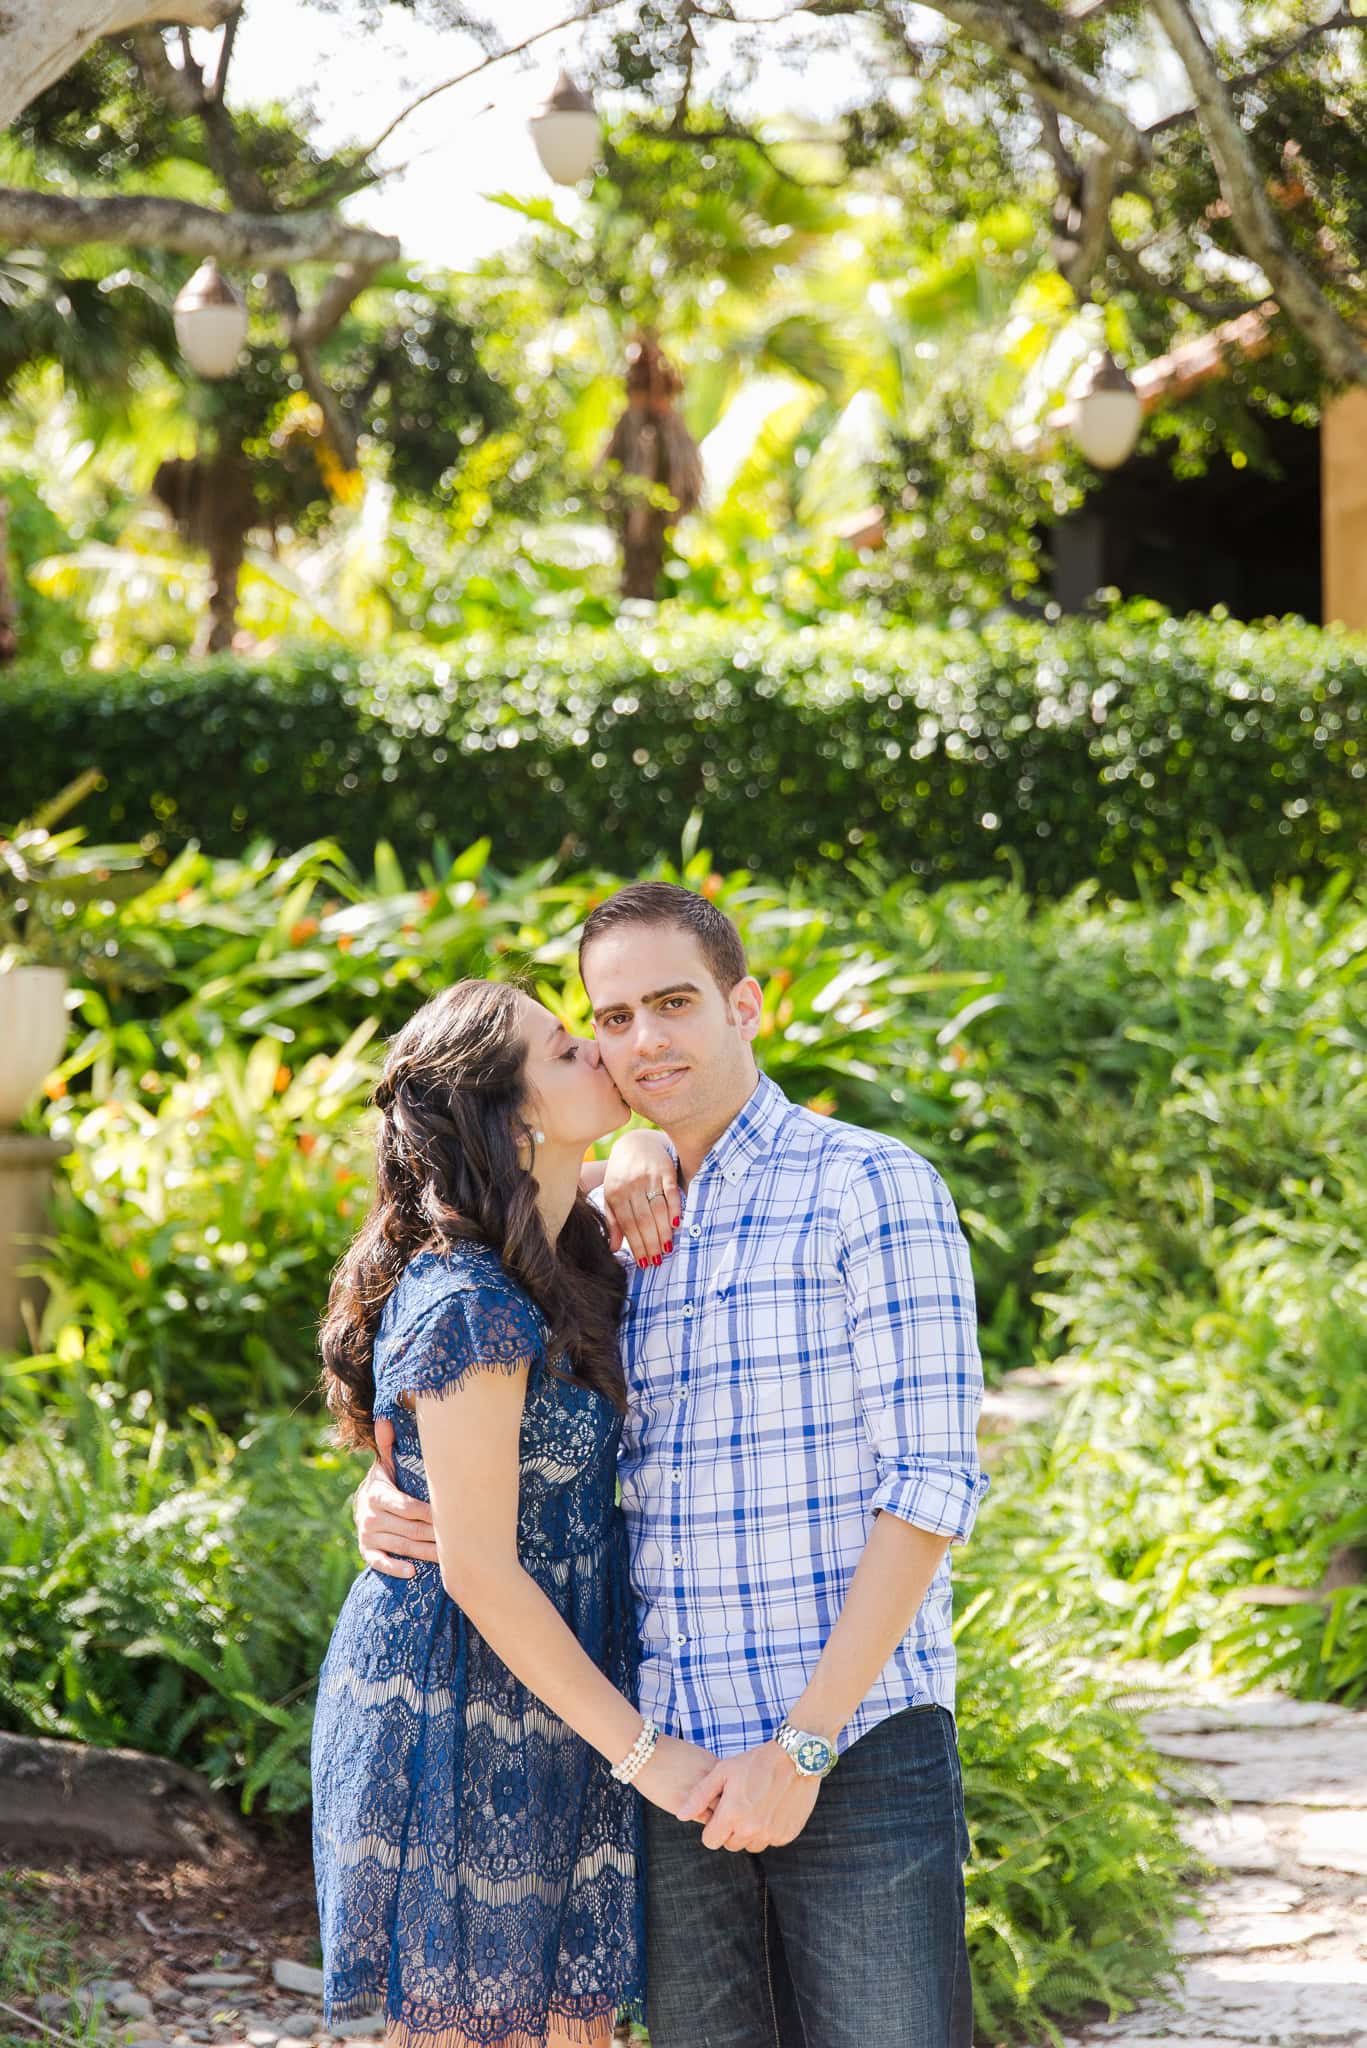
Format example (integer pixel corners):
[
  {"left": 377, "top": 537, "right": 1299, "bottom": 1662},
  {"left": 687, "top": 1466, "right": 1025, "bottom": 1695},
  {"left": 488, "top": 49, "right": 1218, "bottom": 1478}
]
[{"left": 643, "top": 1704, "right": 973, "bottom": 2048}]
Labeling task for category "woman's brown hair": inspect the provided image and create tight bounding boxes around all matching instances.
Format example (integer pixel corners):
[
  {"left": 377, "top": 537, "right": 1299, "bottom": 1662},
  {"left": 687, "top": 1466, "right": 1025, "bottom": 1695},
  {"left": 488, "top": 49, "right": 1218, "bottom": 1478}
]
[{"left": 319, "top": 979, "right": 626, "bottom": 1450}]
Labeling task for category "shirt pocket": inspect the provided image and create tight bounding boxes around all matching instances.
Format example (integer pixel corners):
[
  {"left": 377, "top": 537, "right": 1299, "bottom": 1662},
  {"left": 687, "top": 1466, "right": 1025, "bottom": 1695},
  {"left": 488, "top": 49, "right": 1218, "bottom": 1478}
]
[{"left": 708, "top": 1242, "right": 820, "bottom": 1406}]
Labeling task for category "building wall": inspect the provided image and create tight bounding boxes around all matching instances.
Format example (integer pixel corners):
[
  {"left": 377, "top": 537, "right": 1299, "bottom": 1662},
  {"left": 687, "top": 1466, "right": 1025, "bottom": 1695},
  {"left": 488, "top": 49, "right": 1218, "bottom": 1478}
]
[{"left": 1322, "top": 389, "right": 1367, "bottom": 632}]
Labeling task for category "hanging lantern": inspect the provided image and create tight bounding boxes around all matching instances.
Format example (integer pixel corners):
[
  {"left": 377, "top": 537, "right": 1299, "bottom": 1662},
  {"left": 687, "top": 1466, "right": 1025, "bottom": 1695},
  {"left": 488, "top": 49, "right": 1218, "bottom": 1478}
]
[
  {"left": 1069, "top": 349, "right": 1142, "bottom": 470},
  {"left": 173, "top": 259, "right": 248, "bottom": 379},
  {"left": 528, "top": 71, "right": 600, "bottom": 186}
]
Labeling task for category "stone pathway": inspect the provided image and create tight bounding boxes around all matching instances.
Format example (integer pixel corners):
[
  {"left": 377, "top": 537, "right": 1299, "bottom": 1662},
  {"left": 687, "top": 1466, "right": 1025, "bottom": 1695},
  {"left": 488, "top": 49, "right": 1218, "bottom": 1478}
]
[
  {"left": 982, "top": 1366, "right": 1367, "bottom": 2048},
  {"left": 1056, "top": 1687, "right": 1367, "bottom": 2048}
]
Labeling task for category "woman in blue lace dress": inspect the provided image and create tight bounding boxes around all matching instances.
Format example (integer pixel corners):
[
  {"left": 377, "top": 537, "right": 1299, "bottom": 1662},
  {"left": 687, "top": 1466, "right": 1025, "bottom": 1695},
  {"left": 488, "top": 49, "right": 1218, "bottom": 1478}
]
[{"left": 312, "top": 981, "right": 715, "bottom": 2048}]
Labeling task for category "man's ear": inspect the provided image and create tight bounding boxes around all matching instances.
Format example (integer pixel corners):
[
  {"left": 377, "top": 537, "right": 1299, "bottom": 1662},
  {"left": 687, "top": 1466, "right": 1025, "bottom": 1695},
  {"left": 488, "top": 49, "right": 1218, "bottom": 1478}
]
[{"left": 729, "top": 975, "right": 766, "bottom": 1044}]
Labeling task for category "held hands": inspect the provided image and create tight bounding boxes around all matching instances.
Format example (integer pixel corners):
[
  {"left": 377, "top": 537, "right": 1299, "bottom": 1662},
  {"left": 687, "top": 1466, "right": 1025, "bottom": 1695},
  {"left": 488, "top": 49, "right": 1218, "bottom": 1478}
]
[
  {"left": 601, "top": 1129, "right": 681, "bottom": 1268},
  {"left": 634, "top": 1733, "right": 721, "bottom": 1824},
  {"left": 354, "top": 1422, "right": 439, "bottom": 1578},
  {"left": 678, "top": 1740, "right": 824, "bottom": 1853}
]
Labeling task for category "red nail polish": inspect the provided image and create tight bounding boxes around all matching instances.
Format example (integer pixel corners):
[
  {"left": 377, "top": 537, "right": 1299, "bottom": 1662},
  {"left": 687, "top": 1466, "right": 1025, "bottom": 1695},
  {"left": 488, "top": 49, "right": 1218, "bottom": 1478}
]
[
  {"left": 664, "top": 1240, "right": 673, "bottom": 1254},
  {"left": 652, "top": 1254, "right": 661, "bottom": 1266},
  {"left": 638, "top": 1259, "right": 648, "bottom": 1270},
  {"left": 672, "top": 1216, "right": 681, "bottom": 1228}
]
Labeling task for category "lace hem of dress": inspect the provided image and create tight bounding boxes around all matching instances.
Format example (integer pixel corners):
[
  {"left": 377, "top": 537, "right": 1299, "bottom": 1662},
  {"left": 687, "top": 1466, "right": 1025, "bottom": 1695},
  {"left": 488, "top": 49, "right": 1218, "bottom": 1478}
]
[{"left": 334, "top": 1995, "right": 640, "bottom": 2048}]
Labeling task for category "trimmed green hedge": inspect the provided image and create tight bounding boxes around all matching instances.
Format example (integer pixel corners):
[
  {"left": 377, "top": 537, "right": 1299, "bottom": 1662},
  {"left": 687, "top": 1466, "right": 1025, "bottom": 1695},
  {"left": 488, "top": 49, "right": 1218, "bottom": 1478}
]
[{"left": 4, "top": 609, "right": 1363, "bottom": 891}]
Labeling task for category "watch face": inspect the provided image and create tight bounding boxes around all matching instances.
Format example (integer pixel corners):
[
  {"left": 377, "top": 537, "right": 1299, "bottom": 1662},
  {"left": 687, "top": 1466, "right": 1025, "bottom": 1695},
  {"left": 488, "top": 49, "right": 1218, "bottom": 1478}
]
[{"left": 796, "top": 1737, "right": 832, "bottom": 1775}]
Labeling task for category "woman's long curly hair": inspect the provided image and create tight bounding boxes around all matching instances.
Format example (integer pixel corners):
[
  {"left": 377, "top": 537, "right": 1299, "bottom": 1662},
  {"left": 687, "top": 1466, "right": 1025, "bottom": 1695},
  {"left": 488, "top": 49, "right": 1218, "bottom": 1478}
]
[{"left": 320, "top": 979, "right": 627, "bottom": 1450}]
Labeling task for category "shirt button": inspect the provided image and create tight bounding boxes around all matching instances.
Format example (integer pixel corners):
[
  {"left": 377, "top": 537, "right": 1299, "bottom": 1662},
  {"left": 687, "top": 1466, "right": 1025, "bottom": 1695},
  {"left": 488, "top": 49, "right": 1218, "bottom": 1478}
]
[
  {"left": 672, "top": 1469, "right": 682, "bottom": 1483},
  {"left": 673, "top": 1551, "right": 683, "bottom": 1566},
  {"left": 682, "top": 1303, "right": 694, "bottom": 1318},
  {"left": 689, "top": 1225, "right": 700, "bottom": 1239},
  {"left": 675, "top": 1633, "right": 686, "bottom": 1646}
]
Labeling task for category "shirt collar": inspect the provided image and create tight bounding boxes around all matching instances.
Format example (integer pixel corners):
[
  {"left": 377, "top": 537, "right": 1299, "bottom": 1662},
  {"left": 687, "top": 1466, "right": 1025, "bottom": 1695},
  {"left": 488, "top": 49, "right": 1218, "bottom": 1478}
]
[{"left": 693, "top": 1071, "right": 791, "bottom": 1188}]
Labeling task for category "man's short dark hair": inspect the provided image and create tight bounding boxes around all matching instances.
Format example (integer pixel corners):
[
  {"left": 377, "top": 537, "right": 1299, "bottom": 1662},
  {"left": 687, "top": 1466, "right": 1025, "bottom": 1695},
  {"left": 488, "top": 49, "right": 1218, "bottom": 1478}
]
[{"left": 579, "top": 882, "right": 749, "bottom": 998}]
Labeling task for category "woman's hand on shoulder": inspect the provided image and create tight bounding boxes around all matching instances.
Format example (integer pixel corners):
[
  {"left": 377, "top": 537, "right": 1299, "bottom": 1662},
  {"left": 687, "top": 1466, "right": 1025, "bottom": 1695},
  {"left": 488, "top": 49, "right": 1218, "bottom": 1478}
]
[
  {"left": 633, "top": 1733, "right": 720, "bottom": 1823},
  {"left": 601, "top": 1128, "right": 681, "bottom": 1267}
]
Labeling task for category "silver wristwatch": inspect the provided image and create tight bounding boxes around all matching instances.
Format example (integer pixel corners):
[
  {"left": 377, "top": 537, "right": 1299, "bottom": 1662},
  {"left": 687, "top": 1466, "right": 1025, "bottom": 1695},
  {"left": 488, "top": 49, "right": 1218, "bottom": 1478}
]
[{"left": 775, "top": 1720, "right": 838, "bottom": 1778}]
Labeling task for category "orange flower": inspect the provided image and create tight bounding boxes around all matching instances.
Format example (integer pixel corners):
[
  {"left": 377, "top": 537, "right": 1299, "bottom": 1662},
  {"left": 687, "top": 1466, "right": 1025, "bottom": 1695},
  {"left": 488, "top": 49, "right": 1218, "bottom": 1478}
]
[
  {"left": 274, "top": 1065, "right": 291, "bottom": 1093},
  {"left": 770, "top": 969, "right": 792, "bottom": 992},
  {"left": 337, "top": 1197, "right": 354, "bottom": 1217},
  {"left": 472, "top": 889, "right": 490, "bottom": 908},
  {"left": 701, "top": 873, "right": 724, "bottom": 900},
  {"left": 336, "top": 933, "right": 354, "bottom": 953},
  {"left": 418, "top": 889, "right": 439, "bottom": 911},
  {"left": 290, "top": 916, "right": 320, "bottom": 944},
  {"left": 44, "top": 1075, "right": 67, "bottom": 1100},
  {"left": 297, "top": 1132, "right": 318, "bottom": 1156},
  {"left": 130, "top": 1254, "right": 151, "bottom": 1281},
  {"left": 804, "top": 1091, "right": 837, "bottom": 1117}
]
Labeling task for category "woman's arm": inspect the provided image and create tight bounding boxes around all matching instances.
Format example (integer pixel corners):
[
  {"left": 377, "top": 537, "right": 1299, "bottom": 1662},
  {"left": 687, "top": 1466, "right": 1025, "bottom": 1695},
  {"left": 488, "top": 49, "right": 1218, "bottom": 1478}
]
[{"left": 417, "top": 1368, "right": 714, "bottom": 1816}]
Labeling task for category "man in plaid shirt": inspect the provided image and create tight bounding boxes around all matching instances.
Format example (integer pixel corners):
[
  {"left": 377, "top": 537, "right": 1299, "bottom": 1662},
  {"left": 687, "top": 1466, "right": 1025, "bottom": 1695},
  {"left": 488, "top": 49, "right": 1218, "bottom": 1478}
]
[{"left": 357, "top": 883, "right": 989, "bottom": 2047}]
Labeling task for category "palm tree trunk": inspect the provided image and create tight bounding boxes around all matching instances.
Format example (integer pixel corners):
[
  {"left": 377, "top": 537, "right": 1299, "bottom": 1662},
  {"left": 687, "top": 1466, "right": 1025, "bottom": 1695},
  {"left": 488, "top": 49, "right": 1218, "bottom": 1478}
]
[
  {"left": 0, "top": 488, "right": 19, "bottom": 665},
  {"left": 602, "top": 333, "right": 703, "bottom": 604},
  {"left": 195, "top": 522, "right": 246, "bottom": 654}
]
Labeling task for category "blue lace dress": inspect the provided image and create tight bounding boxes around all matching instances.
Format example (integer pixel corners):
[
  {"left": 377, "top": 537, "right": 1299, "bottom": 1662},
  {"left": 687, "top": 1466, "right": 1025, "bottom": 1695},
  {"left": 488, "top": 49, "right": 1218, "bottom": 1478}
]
[{"left": 312, "top": 1243, "right": 645, "bottom": 2048}]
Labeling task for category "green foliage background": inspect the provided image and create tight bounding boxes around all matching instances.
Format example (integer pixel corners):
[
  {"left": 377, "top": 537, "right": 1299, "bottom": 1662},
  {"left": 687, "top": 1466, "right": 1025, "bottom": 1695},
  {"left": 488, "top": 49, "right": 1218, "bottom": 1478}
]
[{"left": 3, "top": 610, "right": 1364, "bottom": 893}]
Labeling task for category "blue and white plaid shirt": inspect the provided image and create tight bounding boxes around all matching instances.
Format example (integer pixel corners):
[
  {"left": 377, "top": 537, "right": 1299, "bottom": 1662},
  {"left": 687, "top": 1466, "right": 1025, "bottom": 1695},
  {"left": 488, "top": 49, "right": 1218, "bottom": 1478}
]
[{"left": 614, "top": 1072, "right": 990, "bottom": 1760}]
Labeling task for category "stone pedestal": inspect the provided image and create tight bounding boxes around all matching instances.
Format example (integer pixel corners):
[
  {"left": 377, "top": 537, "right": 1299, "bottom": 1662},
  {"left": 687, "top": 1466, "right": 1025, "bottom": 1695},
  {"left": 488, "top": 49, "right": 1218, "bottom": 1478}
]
[{"left": 0, "top": 1133, "right": 65, "bottom": 1350}]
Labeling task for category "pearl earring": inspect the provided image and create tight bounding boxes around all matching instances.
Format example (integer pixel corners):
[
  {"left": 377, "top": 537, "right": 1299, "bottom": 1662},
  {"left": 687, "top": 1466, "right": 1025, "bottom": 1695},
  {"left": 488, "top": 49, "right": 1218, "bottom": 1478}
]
[{"left": 533, "top": 1129, "right": 545, "bottom": 1144}]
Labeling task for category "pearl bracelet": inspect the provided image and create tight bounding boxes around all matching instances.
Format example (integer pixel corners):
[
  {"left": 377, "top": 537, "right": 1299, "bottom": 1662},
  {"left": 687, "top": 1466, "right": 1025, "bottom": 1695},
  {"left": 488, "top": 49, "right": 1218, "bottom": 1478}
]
[{"left": 610, "top": 1719, "right": 660, "bottom": 1785}]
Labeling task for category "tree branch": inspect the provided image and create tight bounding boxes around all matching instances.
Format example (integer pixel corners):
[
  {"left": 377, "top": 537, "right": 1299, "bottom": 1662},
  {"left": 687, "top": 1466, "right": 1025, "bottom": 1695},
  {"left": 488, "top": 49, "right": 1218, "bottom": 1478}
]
[
  {"left": 1035, "top": 96, "right": 1082, "bottom": 194},
  {"left": 1061, "top": 0, "right": 1128, "bottom": 23},
  {"left": 1146, "top": 0, "right": 1367, "bottom": 385},
  {"left": 0, "top": 186, "right": 400, "bottom": 268},
  {"left": 1108, "top": 231, "right": 1270, "bottom": 322},
  {"left": 346, "top": 0, "right": 624, "bottom": 174},
  {"left": 292, "top": 260, "right": 387, "bottom": 347},
  {"left": 128, "top": 26, "right": 206, "bottom": 118},
  {"left": 1145, "top": 7, "right": 1362, "bottom": 140},
  {"left": 208, "top": 1, "right": 242, "bottom": 100},
  {"left": 649, "top": 120, "right": 846, "bottom": 186},
  {"left": 1, "top": 0, "right": 235, "bottom": 129},
  {"left": 1058, "top": 145, "right": 1118, "bottom": 299},
  {"left": 881, "top": 0, "right": 1148, "bottom": 164}
]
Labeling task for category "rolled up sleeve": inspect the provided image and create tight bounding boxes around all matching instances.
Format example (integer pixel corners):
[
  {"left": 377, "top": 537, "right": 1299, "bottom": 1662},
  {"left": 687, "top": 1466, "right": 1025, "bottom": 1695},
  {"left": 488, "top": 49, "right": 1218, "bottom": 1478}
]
[{"left": 838, "top": 1148, "right": 990, "bottom": 1546}]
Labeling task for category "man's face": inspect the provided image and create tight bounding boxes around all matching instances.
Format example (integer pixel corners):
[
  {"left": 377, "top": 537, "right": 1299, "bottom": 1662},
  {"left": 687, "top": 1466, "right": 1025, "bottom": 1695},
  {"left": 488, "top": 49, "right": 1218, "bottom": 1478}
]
[{"left": 581, "top": 924, "right": 761, "bottom": 1134}]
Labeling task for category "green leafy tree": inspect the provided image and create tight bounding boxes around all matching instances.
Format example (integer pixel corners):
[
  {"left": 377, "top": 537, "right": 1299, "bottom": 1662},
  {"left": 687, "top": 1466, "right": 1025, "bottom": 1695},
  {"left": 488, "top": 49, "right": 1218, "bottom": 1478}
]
[{"left": 1, "top": 33, "right": 511, "bottom": 653}]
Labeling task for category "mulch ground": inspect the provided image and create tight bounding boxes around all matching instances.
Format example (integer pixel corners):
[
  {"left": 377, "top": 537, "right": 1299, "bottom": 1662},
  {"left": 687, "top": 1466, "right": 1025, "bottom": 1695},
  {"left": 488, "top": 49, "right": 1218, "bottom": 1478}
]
[{"left": 1, "top": 1821, "right": 322, "bottom": 1996}]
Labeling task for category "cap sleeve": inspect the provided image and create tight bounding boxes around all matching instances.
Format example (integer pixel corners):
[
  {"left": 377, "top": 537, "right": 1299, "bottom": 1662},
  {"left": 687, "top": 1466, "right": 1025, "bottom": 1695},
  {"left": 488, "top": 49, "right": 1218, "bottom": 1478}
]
[{"left": 376, "top": 1282, "right": 545, "bottom": 1413}]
